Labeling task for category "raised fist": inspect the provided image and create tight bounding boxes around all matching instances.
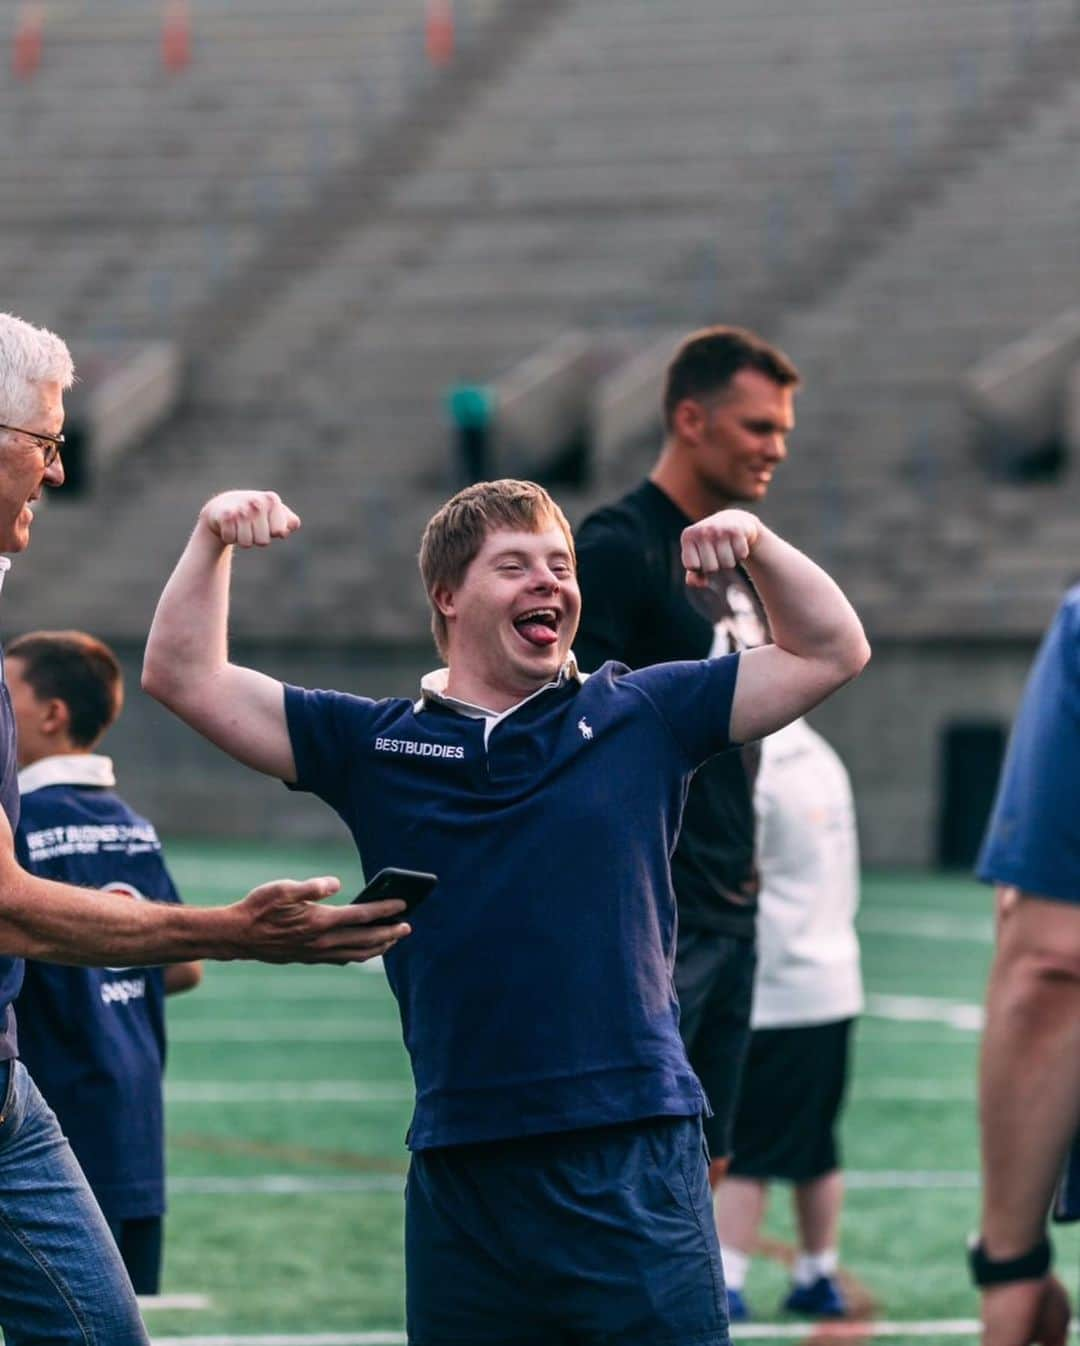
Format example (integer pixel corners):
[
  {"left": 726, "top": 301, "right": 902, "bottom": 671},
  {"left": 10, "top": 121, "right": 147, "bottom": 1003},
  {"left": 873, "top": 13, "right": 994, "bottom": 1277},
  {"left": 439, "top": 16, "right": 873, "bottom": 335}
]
[
  {"left": 680, "top": 510, "right": 762, "bottom": 589},
  {"left": 200, "top": 490, "right": 301, "bottom": 549}
]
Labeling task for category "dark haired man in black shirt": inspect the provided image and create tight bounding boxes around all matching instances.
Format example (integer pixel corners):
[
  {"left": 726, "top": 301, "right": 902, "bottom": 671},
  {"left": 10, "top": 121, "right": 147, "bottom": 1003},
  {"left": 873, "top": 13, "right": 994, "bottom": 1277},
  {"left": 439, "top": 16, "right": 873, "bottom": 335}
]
[{"left": 575, "top": 325, "right": 800, "bottom": 1194}]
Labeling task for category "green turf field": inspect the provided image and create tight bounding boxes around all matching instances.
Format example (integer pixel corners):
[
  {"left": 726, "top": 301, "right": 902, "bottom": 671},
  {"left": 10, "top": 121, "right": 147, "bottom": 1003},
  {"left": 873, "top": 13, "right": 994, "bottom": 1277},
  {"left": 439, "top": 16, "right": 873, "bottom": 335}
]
[{"left": 118, "top": 845, "right": 1080, "bottom": 1342}]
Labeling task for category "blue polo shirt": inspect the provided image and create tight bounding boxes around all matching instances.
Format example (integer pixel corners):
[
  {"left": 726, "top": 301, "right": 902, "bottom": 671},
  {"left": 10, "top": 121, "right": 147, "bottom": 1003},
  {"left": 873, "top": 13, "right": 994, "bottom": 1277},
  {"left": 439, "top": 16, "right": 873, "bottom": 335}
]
[
  {"left": 13, "top": 755, "right": 182, "bottom": 1221},
  {"left": 978, "top": 585, "right": 1080, "bottom": 903},
  {"left": 0, "top": 648, "right": 22, "bottom": 1061},
  {"left": 286, "top": 654, "right": 741, "bottom": 1150}
]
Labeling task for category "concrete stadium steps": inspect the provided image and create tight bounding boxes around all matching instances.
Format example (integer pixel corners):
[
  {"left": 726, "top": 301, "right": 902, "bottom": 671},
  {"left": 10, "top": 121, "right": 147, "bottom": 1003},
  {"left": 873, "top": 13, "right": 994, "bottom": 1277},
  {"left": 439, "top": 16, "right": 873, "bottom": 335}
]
[
  {"left": 0, "top": 0, "right": 506, "bottom": 345},
  {"left": 189, "top": 0, "right": 1079, "bottom": 521},
  {"left": 0, "top": 424, "right": 442, "bottom": 645},
  {"left": 7, "top": 0, "right": 1080, "bottom": 645},
  {"left": 738, "top": 74, "right": 1080, "bottom": 633}
]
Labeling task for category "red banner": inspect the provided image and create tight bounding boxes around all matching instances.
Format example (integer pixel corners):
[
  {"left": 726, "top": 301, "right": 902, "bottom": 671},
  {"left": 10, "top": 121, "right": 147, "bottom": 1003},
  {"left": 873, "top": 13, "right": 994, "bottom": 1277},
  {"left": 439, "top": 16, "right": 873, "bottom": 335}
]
[
  {"left": 162, "top": 0, "right": 192, "bottom": 73},
  {"left": 12, "top": 2, "right": 44, "bottom": 81},
  {"left": 426, "top": 0, "right": 454, "bottom": 68}
]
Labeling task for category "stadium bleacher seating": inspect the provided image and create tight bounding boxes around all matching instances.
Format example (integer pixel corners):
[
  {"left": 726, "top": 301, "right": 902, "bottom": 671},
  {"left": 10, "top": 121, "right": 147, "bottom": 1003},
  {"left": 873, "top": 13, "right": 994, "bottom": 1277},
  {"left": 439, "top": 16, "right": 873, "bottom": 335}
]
[{"left": 4, "top": 0, "right": 1079, "bottom": 656}]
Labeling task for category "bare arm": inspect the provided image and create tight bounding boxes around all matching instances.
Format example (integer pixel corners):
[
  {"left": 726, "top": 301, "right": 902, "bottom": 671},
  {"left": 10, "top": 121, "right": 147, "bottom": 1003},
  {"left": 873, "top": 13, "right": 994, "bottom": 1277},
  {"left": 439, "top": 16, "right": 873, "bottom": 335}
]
[
  {"left": 976, "top": 888, "right": 1080, "bottom": 1346},
  {"left": 143, "top": 490, "right": 300, "bottom": 781},
  {"left": 164, "top": 961, "right": 203, "bottom": 994},
  {"left": 0, "top": 810, "right": 407, "bottom": 967},
  {"left": 680, "top": 511, "right": 870, "bottom": 743}
]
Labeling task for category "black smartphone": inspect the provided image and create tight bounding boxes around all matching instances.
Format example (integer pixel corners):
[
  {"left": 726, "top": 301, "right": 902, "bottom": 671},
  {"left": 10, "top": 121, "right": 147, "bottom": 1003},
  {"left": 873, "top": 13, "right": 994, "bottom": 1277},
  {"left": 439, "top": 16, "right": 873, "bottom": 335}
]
[{"left": 351, "top": 867, "right": 438, "bottom": 922}]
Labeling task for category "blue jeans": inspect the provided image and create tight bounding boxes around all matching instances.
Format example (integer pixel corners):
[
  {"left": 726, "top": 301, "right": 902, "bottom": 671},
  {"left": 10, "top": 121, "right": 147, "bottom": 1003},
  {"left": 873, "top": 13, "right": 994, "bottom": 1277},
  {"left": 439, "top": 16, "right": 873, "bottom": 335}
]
[{"left": 0, "top": 1060, "right": 147, "bottom": 1345}]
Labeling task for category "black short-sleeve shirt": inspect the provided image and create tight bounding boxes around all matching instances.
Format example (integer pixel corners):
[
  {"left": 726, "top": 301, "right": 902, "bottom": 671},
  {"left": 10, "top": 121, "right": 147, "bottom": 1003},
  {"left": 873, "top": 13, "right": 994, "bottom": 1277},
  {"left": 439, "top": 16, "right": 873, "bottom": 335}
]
[{"left": 575, "top": 480, "right": 768, "bottom": 937}]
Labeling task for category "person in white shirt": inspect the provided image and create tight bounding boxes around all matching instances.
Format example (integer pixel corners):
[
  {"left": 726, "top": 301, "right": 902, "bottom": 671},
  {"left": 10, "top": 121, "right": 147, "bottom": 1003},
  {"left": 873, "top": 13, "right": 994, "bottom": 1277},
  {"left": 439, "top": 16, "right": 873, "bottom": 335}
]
[{"left": 714, "top": 717, "right": 863, "bottom": 1321}]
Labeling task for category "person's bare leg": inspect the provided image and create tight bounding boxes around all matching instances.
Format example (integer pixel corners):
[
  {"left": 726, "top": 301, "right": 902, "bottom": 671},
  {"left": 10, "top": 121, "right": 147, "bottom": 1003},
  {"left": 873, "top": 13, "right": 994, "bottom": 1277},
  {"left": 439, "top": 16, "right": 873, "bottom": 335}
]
[
  {"left": 793, "top": 1170, "right": 843, "bottom": 1254},
  {"left": 788, "top": 1170, "right": 846, "bottom": 1312},
  {"left": 715, "top": 1175, "right": 769, "bottom": 1250},
  {"left": 714, "top": 1176, "right": 768, "bottom": 1295}
]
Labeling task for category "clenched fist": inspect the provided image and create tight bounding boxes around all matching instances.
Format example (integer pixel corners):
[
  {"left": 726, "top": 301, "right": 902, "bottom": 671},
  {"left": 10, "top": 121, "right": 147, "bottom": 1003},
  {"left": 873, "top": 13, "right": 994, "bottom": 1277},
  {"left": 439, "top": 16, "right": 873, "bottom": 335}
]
[
  {"left": 200, "top": 490, "right": 301, "bottom": 549},
  {"left": 680, "top": 510, "right": 762, "bottom": 589}
]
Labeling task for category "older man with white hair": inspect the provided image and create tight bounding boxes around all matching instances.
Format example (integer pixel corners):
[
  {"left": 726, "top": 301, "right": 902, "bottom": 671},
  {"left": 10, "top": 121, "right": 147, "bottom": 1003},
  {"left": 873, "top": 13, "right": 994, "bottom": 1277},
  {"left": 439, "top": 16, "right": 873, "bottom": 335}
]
[{"left": 0, "top": 314, "right": 409, "bottom": 1344}]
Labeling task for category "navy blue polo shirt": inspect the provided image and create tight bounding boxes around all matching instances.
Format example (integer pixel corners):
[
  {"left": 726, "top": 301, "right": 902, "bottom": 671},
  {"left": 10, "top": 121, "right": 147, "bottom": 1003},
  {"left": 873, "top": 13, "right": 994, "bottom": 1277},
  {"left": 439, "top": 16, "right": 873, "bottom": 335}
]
[
  {"left": 286, "top": 654, "right": 741, "bottom": 1150},
  {"left": 0, "top": 648, "right": 23, "bottom": 1060},
  {"left": 978, "top": 585, "right": 1080, "bottom": 903},
  {"left": 13, "top": 755, "right": 182, "bottom": 1221}
]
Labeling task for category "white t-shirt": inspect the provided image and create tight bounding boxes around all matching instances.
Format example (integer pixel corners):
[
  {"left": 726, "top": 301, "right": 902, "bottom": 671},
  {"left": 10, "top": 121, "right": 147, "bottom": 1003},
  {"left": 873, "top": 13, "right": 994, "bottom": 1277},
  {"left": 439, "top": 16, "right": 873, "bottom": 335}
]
[{"left": 751, "top": 718, "right": 863, "bottom": 1029}]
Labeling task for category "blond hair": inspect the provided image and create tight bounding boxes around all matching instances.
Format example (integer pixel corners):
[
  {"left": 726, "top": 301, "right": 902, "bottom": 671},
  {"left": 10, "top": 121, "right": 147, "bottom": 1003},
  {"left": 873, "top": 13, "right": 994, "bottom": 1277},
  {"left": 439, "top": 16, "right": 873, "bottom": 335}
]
[{"left": 418, "top": 480, "right": 575, "bottom": 661}]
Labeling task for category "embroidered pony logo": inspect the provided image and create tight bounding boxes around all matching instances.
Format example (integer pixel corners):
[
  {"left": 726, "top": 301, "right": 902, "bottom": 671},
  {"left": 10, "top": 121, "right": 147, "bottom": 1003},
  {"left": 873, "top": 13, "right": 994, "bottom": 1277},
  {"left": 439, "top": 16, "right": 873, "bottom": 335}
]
[{"left": 577, "top": 717, "right": 593, "bottom": 741}]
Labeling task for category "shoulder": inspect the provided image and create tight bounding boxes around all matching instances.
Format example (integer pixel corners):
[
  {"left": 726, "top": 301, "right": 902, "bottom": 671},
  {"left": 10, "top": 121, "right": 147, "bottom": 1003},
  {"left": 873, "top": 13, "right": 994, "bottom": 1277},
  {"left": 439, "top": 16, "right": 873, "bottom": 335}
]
[
  {"left": 575, "top": 488, "right": 675, "bottom": 594},
  {"left": 284, "top": 685, "right": 415, "bottom": 731},
  {"left": 18, "top": 783, "right": 76, "bottom": 823},
  {"left": 577, "top": 485, "right": 666, "bottom": 548},
  {"left": 586, "top": 655, "right": 737, "bottom": 711},
  {"left": 1014, "top": 589, "right": 1080, "bottom": 718},
  {"left": 1050, "top": 586, "right": 1080, "bottom": 659}
]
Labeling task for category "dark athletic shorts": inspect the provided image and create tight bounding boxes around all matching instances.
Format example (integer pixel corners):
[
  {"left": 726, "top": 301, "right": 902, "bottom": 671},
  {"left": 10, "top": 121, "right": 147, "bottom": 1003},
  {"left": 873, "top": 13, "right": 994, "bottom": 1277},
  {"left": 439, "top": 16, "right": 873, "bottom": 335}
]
[
  {"left": 405, "top": 1115, "right": 730, "bottom": 1346},
  {"left": 729, "top": 1018, "right": 854, "bottom": 1183},
  {"left": 674, "top": 929, "right": 757, "bottom": 1160},
  {"left": 105, "top": 1214, "right": 163, "bottom": 1296}
]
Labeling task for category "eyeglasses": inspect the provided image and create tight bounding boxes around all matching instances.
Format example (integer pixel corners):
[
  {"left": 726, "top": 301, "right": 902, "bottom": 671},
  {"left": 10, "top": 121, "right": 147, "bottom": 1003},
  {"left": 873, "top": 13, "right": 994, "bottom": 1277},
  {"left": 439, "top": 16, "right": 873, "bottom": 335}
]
[{"left": 0, "top": 421, "right": 65, "bottom": 468}]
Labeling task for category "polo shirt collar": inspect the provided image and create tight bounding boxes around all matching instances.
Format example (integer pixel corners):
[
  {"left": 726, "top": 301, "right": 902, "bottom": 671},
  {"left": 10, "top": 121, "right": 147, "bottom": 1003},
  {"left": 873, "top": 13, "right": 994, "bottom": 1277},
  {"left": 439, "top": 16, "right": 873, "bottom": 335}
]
[
  {"left": 18, "top": 753, "right": 116, "bottom": 796},
  {"left": 416, "top": 656, "right": 584, "bottom": 745}
]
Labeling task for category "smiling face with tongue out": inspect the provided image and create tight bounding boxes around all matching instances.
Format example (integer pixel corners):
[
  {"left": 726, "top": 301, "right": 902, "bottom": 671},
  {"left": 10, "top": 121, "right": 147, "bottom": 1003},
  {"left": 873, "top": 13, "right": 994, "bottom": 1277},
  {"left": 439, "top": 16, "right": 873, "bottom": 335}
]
[{"left": 432, "top": 524, "right": 581, "bottom": 711}]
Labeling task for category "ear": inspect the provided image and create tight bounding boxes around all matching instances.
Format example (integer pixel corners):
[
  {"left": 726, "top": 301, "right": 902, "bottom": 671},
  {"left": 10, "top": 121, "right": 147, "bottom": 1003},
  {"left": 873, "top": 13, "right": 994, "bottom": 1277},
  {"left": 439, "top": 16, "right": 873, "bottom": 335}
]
[
  {"left": 40, "top": 698, "right": 72, "bottom": 740},
  {"left": 431, "top": 583, "right": 457, "bottom": 621},
  {"left": 672, "top": 396, "right": 708, "bottom": 445}
]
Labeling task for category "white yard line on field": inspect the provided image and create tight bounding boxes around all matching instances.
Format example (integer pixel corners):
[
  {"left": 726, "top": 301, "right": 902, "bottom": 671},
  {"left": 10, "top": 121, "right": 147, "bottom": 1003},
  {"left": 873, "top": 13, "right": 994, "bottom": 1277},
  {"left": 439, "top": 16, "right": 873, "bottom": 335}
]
[
  {"left": 169, "top": 1175, "right": 405, "bottom": 1195},
  {"left": 151, "top": 1336, "right": 406, "bottom": 1345},
  {"left": 851, "top": 1077, "right": 974, "bottom": 1102},
  {"left": 164, "top": 1081, "right": 412, "bottom": 1103},
  {"left": 734, "top": 1322, "right": 985, "bottom": 1340},
  {"left": 845, "top": 1170, "right": 978, "bottom": 1189},
  {"left": 864, "top": 993, "right": 983, "bottom": 1031},
  {"left": 169, "top": 1021, "right": 400, "bottom": 1043},
  {"left": 137, "top": 1294, "right": 211, "bottom": 1310},
  {"left": 858, "top": 911, "right": 992, "bottom": 943},
  {"left": 167, "top": 1170, "right": 976, "bottom": 1198},
  {"left": 150, "top": 1323, "right": 995, "bottom": 1345},
  {"left": 166, "top": 1168, "right": 974, "bottom": 1200}
]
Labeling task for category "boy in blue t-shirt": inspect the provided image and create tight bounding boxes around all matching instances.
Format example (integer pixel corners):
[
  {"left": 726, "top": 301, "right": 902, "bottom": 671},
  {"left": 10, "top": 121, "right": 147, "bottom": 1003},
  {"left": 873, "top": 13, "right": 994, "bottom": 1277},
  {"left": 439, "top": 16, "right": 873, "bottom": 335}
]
[
  {"left": 143, "top": 480, "right": 869, "bottom": 1345},
  {"left": 7, "top": 630, "right": 202, "bottom": 1295}
]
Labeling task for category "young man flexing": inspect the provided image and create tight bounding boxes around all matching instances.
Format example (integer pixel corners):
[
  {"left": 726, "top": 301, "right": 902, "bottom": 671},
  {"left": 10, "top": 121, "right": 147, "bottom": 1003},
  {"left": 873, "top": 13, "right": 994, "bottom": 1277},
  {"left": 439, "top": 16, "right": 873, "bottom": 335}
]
[{"left": 144, "top": 479, "right": 869, "bottom": 1346}]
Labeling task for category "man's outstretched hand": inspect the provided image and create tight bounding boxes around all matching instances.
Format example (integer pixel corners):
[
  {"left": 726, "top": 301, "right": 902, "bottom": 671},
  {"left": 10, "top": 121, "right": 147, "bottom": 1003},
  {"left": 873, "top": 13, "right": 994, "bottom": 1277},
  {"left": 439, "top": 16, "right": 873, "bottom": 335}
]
[{"left": 228, "top": 875, "right": 409, "bottom": 965}]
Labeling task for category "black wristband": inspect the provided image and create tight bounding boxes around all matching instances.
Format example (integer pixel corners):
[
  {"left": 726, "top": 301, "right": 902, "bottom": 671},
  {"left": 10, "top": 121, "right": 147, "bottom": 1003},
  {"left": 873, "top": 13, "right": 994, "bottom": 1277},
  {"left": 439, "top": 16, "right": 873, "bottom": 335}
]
[{"left": 967, "top": 1235, "right": 1052, "bottom": 1287}]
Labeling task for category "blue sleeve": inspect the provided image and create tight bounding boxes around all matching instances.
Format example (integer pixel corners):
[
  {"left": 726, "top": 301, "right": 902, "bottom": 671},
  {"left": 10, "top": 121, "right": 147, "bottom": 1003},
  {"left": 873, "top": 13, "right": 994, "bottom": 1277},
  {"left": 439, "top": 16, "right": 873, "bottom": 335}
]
[
  {"left": 976, "top": 590, "right": 1080, "bottom": 903},
  {"left": 622, "top": 654, "right": 741, "bottom": 765},
  {"left": 284, "top": 684, "right": 382, "bottom": 815},
  {"left": 152, "top": 855, "right": 183, "bottom": 906}
]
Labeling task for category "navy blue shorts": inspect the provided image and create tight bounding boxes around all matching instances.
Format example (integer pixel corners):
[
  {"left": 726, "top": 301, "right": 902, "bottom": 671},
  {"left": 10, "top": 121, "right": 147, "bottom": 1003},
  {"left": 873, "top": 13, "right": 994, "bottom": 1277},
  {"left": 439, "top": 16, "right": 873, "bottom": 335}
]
[{"left": 405, "top": 1115, "right": 730, "bottom": 1346}]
